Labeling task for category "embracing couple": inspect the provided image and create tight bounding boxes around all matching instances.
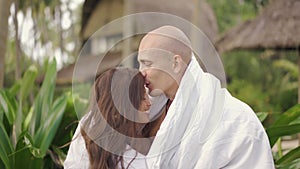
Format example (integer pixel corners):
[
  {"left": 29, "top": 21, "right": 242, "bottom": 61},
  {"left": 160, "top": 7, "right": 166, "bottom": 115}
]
[{"left": 64, "top": 26, "right": 275, "bottom": 169}]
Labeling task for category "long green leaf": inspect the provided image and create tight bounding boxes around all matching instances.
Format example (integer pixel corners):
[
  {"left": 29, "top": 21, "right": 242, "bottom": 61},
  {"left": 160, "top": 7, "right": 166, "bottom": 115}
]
[
  {"left": 267, "top": 124, "right": 300, "bottom": 137},
  {"left": 8, "top": 82, "right": 21, "bottom": 97},
  {"left": 30, "top": 59, "right": 57, "bottom": 134},
  {"left": 267, "top": 104, "right": 300, "bottom": 147},
  {"left": 276, "top": 146, "right": 300, "bottom": 165},
  {"left": 14, "top": 107, "right": 23, "bottom": 143},
  {"left": 276, "top": 158, "right": 300, "bottom": 169},
  {"left": 291, "top": 116, "right": 300, "bottom": 125},
  {"left": 20, "top": 65, "right": 38, "bottom": 103},
  {"left": 267, "top": 124, "right": 300, "bottom": 145},
  {"left": 0, "top": 142, "right": 10, "bottom": 169},
  {"left": 39, "top": 59, "right": 56, "bottom": 121},
  {"left": 23, "top": 107, "right": 34, "bottom": 131},
  {"left": 271, "top": 104, "right": 300, "bottom": 127},
  {"left": 33, "top": 94, "right": 67, "bottom": 158},
  {"left": 0, "top": 123, "right": 14, "bottom": 169},
  {"left": 0, "top": 90, "right": 17, "bottom": 125},
  {"left": 0, "top": 109, "right": 3, "bottom": 123},
  {"left": 11, "top": 66, "right": 37, "bottom": 139}
]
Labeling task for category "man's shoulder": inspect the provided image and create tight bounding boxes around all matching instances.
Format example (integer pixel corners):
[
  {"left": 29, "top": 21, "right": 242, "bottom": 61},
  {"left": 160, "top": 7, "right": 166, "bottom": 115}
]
[
  {"left": 223, "top": 92, "right": 260, "bottom": 124},
  {"left": 209, "top": 92, "right": 267, "bottom": 143},
  {"left": 205, "top": 112, "right": 269, "bottom": 153}
]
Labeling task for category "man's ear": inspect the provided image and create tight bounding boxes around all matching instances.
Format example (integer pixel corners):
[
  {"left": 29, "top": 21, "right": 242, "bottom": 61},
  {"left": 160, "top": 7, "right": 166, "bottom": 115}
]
[{"left": 173, "top": 55, "right": 182, "bottom": 74}]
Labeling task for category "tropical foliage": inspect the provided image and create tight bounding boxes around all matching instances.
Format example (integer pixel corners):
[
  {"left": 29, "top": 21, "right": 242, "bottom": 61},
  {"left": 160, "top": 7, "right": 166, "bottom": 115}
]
[
  {"left": 258, "top": 105, "right": 300, "bottom": 168},
  {"left": 223, "top": 50, "right": 297, "bottom": 114},
  {"left": 0, "top": 60, "right": 87, "bottom": 169}
]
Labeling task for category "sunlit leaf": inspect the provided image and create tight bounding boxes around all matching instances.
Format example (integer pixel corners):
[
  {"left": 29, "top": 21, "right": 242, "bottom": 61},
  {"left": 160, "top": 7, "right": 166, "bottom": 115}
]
[
  {"left": 268, "top": 125, "right": 300, "bottom": 147},
  {"left": 30, "top": 59, "right": 57, "bottom": 134},
  {"left": 256, "top": 112, "right": 269, "bottom": 122},
  {"left": 271, "top": 104, "right": 300, "bottom": 127},
  {"left": 266, "top": 104, "right": 300, "bottom": 147},
  {"left": 23, "top": 107, "right": 34, "bottom": 131},
  {"left": 33, "top": 94, "right": 67, "bottom": 157},
  {"left": 20, "top": 65, "right": 38, "bottom": 103},
  {"left": 276, "top": 146, "right": 300, "bottom": 166},
  {"left": 267, "top": 124, "right": 300, "bottom": 138}
]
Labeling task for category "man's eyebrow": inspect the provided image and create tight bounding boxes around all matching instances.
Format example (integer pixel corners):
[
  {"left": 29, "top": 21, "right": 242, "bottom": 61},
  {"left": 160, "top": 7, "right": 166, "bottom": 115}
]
[{"left": 139, "top": 59, "right": 149, "bottom": 63}]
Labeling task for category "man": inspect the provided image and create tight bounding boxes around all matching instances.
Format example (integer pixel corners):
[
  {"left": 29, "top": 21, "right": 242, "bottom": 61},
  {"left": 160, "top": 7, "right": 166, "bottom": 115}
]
[{"left": 137, "top": 25, "right": 275, "bottom": 168}]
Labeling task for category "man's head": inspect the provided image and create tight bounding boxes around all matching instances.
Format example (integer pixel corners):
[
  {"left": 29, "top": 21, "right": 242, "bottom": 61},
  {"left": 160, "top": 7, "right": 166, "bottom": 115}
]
[{"left": 138, "top": 25, "right": 192, "bottom": 99}]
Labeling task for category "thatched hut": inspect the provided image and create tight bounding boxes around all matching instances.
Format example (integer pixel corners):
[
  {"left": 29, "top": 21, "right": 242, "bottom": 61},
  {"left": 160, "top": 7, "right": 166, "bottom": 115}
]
[
  {"left": 215, "top": 0, "right": 300, "bottom": 102},
  {"left": 57, "top": 0, "right": 220, "bottom": 85}
]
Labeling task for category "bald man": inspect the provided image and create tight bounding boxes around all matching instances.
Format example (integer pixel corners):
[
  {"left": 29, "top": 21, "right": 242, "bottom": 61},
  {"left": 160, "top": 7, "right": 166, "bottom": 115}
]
[{"left": 138, "top": 25, "right": 275, "bottom": 169}]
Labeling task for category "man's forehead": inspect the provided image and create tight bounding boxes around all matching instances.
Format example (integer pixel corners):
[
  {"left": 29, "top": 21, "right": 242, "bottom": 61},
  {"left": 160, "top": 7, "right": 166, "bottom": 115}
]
[{"left": 138, "top": 48, "right": 174, "bottom": 60}]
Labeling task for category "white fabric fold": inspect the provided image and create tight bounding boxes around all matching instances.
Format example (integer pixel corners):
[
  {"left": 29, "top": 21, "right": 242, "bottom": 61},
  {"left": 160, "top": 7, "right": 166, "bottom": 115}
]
[{"left": 146, "top": 55, "right": 225, "bottom": 168}]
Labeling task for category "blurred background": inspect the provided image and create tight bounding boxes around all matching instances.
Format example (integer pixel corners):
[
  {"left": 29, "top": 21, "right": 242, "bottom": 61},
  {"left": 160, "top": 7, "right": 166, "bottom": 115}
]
[{"left": 0, "top": 0, "right": 299, "bottom": 168}]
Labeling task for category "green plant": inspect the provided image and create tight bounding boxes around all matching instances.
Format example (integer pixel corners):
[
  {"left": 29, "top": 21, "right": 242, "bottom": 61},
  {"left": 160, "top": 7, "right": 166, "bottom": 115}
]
[
  {"left": 0, "top": 59, "right": 68, "bottom": 169},
  {"left": 224, "top": 50, "right": 297, "bottom": 114},
  {"left": 259, "top": 104, "right": 300, "bottom": 168}
]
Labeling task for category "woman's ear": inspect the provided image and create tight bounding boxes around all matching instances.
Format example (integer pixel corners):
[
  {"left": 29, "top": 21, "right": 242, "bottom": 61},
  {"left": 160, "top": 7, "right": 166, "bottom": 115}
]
[{"left": 173, "top": 55, "right": 182, "bottom": 74}]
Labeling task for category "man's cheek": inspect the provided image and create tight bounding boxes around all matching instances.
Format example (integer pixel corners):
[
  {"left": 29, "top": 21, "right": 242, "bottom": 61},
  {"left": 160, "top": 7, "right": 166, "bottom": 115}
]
[{"left": 153, "top": 65, "right": 173, "bottom": 76}]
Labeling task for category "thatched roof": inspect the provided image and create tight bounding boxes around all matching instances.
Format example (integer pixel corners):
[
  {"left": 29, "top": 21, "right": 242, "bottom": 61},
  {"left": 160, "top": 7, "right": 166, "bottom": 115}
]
[
  {"left": 131, "top": 0, "right": 218, "bottom": 41},
  {"left": 216, "top": 0, "right": 300, "bottom": 53},
  {"left": 81, "top": 0, "right": 218, "bottom": 42}
]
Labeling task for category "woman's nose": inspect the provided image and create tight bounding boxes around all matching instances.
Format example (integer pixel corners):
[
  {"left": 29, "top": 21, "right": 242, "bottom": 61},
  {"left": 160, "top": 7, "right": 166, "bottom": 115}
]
[{"left": 147, "top": 100, "right": 152, "bottom": 107}]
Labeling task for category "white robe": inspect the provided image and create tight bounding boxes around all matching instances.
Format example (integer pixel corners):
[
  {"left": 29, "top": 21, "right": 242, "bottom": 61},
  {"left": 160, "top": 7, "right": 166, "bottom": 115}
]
[
  {"left": 146, "top": 56, "right": 275, "bottom": 169},
  {"left": 63, "top": 124, "right": 89, "bottom": 169},
  {"left": 63, "top": 124, "right": 149, "bottom": 169}
]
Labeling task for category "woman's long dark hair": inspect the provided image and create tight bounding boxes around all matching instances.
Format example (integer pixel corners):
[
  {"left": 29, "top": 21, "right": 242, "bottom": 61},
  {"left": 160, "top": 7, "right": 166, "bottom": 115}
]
[{"left": 80, "top": 68, "right": 147, "bottom": 169}]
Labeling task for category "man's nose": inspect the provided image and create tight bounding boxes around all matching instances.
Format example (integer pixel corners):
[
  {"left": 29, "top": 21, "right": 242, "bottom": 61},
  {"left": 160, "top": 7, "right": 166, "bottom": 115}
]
[
  {"left": 140, "top": 70, "right": 146, "bottom": 77},
  {"left": 139, "top": 64, "right": 144, "bottom": 72}
]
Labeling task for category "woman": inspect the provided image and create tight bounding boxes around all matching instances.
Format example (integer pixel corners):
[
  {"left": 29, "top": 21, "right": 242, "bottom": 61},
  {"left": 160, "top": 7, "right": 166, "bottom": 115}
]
[{"left": 80, "top": 68, "right": 152, "bottom": 169}]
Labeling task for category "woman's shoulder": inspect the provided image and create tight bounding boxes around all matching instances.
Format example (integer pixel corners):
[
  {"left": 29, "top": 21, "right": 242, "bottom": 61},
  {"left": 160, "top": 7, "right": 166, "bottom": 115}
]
[{"left": 121, "top": 145, "right": 148, "bottom": 169}]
